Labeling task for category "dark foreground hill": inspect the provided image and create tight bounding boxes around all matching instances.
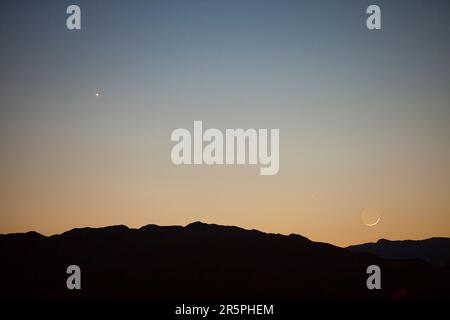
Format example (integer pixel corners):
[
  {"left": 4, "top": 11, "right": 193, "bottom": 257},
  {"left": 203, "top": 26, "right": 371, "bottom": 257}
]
[
  {"left": 0, "top": 222, "right": 449, "bottom": 299},
  {"left": 347, "top": 238, "right": 450, "bottom": 267}
]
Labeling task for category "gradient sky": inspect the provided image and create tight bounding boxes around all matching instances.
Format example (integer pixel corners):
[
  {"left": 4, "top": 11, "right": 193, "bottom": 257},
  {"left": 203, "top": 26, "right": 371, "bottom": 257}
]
[{"left": 1, "top": 0, "right": 449, "bottom": 246}]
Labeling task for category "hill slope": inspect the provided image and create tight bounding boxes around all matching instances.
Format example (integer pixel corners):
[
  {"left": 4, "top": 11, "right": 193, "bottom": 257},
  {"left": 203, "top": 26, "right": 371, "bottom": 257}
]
[
  {"left": 347, "top": 238, "right": 450, "bottom": 266},
  {"left": 1, "top": 222, "right": 449, "bottom": 299}
]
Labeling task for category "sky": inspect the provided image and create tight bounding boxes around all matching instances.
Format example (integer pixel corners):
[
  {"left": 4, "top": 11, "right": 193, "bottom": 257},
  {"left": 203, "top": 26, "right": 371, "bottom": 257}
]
[{"left": 1, "top": 0, "right": 449, "bottom": 246}]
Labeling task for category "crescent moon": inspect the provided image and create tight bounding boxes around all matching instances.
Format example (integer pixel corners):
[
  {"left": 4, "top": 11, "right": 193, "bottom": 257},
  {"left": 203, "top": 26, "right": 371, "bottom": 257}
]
[{"left": 365, "top": 216, "right": 380, "bottom": 227}]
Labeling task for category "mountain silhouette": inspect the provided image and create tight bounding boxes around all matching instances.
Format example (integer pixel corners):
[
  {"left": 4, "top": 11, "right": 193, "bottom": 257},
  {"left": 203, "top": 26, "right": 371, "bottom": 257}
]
[
  {"left": 347, "top": 238, "right": 450, "bottom": 267},
  {"left": 1, "top": 222, "right": 449, "bottom": 299}
]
